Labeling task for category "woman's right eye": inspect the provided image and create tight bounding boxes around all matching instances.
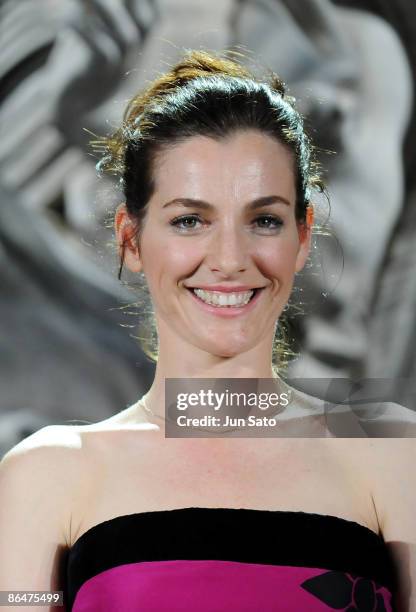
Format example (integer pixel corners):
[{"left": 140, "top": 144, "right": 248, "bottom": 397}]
[{"left": 170, "top": 215, "right": 203, "bottom": 231}]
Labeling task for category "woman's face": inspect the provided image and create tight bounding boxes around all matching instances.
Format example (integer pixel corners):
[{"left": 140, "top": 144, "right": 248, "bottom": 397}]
[{"left": 116, "top": 129, "right": 311, "bottom": 359}]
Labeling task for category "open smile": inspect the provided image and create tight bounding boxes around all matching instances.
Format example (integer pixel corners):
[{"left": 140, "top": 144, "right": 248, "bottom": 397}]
[{"left": 186, "top": 287, "right": 266, "bottom": 317}]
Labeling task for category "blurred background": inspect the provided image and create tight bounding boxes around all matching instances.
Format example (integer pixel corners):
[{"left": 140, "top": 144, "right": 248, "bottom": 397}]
[{"left": 1, "top": 0, "right": 416, "bottom": 455}]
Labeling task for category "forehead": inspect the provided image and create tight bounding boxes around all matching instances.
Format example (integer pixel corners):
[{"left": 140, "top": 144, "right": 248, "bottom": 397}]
[{"left": 152, "top": 130, "right": 296, "bottom": 203}]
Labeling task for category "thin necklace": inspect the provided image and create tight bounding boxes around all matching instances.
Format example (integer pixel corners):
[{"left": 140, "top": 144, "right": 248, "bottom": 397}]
[
  {"left": 136, "top": 396, "right": 248, "bottom": 435},
  {"left": 138, "top": 395, "right": 160, "bottom": 418}
]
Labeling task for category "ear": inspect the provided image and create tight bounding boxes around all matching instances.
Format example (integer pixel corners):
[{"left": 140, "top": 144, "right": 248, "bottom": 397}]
[
  {"left": 295, "top": 205, "right": 313, "bottom": 273},
  {"left": 114, "top": 203, "right": 143, "bottom": 273}
]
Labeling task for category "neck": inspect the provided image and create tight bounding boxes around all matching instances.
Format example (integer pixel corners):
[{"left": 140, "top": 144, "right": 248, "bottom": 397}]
[{"left": 137, "top": 333, "right": 280, "bottom": 431}]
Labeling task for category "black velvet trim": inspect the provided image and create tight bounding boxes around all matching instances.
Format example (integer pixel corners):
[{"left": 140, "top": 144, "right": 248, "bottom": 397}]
[{"left": 65, "top": 507, "right": 395, "bottom": 611}]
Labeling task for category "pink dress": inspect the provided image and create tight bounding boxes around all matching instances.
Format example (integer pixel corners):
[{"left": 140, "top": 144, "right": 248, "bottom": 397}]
[{"left": 65, "top": 507, "right": 395, "bottom": 611}]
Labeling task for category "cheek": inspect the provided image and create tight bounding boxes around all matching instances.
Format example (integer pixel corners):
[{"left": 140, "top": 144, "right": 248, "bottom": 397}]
[
  {"left": 160, "top": 239, "right": 204, "bottom": 275},
  {"left": 142, "top": 235, "right": 201, "bottom": 286},
  {"left": 256, "top": 240, "right": 299, "bottom": 279}
]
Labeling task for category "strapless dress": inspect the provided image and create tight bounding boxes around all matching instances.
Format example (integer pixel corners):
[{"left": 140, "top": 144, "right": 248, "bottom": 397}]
[{"left": 64, "top": 507, "right": 396, "bottom": 611}]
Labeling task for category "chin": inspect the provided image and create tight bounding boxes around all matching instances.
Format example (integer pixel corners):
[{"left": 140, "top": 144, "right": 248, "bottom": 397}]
[{"left": 202, "top": 337, "right": 254, "bottom": 359}]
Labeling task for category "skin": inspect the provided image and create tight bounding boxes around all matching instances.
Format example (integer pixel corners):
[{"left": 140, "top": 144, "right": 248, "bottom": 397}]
[{"left": 115, "top": 129, "right": 312, "bottom": 425}]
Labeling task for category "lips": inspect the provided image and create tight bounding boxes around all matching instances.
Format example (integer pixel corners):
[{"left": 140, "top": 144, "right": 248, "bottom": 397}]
[
  {"left": 187, "top": 287, "right": 259, "bottom": 299},
  {"left": 186, "top": 286, "right": 266, "bottom": 317}
]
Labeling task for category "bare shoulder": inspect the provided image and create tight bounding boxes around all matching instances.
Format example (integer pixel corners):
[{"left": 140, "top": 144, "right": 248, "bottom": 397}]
[
  {"left": 1, "top": 424, "right": 84, "bottom": 470},
  {"left": 363, "top": 439, "right": 416, "bottom": 610},
  {"left": 0, "top": 425, "right": 87, "bottom": 546},
  {"left": 365, "top": 438, "right": 416, "bottom": 532},
  {"left": 0, "top": 425, "right": 96, "bottom": 595},
  {"left": 322, "top": 439, "right": 415, "bottom": 609}
]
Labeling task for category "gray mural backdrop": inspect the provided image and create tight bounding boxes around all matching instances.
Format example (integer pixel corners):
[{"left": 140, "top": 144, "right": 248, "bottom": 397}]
[{"left": 1, "top": 0, "right": 415, "bottom": 455}]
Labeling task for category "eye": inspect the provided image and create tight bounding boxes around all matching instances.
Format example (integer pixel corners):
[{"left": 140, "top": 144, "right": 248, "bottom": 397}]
[
  {"left": 170, "top": 214, "right": 203, "bottom": 231},
  {"left": 254, "top": 215, "right": 283, "bottom": 231}
]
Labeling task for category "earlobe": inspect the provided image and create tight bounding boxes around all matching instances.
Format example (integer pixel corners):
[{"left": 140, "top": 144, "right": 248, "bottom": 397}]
[{"left": 114, "top": 203, "right": 143, "bottom": 273}]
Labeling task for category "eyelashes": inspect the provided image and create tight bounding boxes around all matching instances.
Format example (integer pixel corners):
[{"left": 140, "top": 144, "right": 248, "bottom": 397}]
[{"left": 169, "top": 214, "right": 284, "bottom": 233}]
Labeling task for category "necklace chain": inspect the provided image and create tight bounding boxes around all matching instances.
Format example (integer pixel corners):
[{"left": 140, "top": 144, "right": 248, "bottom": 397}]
[
  {"left": 137, "top": 395, "right": 248, "bottom": 434},
  {"left": 138, "top": 395, "right": 158, "bottom": 417},
  {"left": 137, "top": 378, "right": 290, "bottom": 435}
]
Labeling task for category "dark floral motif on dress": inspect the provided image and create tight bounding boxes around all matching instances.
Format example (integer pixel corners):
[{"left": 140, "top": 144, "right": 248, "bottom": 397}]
[{"left": 300, "top": 571, "right": 389, "bottom": 611}]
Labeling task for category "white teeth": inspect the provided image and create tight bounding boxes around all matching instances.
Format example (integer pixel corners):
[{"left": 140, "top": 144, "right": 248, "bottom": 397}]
[{"left": 192, "top": 288, "right": 254, "bottom": 307}]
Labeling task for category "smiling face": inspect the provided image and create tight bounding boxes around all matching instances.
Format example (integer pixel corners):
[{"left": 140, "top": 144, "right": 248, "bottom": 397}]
[{"left": 115, "top": 129, "right": 311, "bottom": 360}]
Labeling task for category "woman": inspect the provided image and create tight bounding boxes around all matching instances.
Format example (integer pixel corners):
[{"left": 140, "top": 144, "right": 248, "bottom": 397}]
[{"left": 0, "top": 50, "right": 414, "bottom": 612}]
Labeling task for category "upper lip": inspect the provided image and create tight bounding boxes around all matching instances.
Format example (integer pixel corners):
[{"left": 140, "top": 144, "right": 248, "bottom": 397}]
[{"left": 186, "top": 285, "right": 265, "bottom": 293}]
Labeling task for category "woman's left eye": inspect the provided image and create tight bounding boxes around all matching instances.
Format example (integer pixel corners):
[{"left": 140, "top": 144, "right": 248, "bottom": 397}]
[
  {"left": 169, "top": 214, "right": 283, "bottom": 232},
  {"left": 254, "top": 215, "right": 283, "bottom": 230}
]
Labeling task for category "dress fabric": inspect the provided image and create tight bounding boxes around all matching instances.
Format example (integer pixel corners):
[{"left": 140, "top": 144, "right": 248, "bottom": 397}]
[{"left": 65, "top": 507, "right": 396, "bottom": 611}]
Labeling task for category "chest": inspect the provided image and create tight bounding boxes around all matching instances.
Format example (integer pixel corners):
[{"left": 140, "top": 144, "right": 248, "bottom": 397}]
[{"left": 71, "top": 436, "right": 380, "bottom": 544}]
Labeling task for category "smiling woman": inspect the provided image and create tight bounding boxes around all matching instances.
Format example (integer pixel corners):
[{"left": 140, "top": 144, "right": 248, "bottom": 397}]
[
  {"left": 115, "top": 129, "right": 312, "bottom": 367},
  {"left": 102, "top": 50, "right": 322, "bottom": 377},
  {"left": 1, "top": 49, "right": 415, "bottom": 612}
]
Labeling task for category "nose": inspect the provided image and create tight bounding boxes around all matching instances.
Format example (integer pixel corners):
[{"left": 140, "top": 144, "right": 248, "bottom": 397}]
[{"left": 206, "top": 221, "right": 250, "bottom": 275}]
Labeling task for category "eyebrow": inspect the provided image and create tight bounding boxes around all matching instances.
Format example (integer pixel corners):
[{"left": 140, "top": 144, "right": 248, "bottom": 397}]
[{"left": 162, "top": 195, "right": 291, "bottom": 211}]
